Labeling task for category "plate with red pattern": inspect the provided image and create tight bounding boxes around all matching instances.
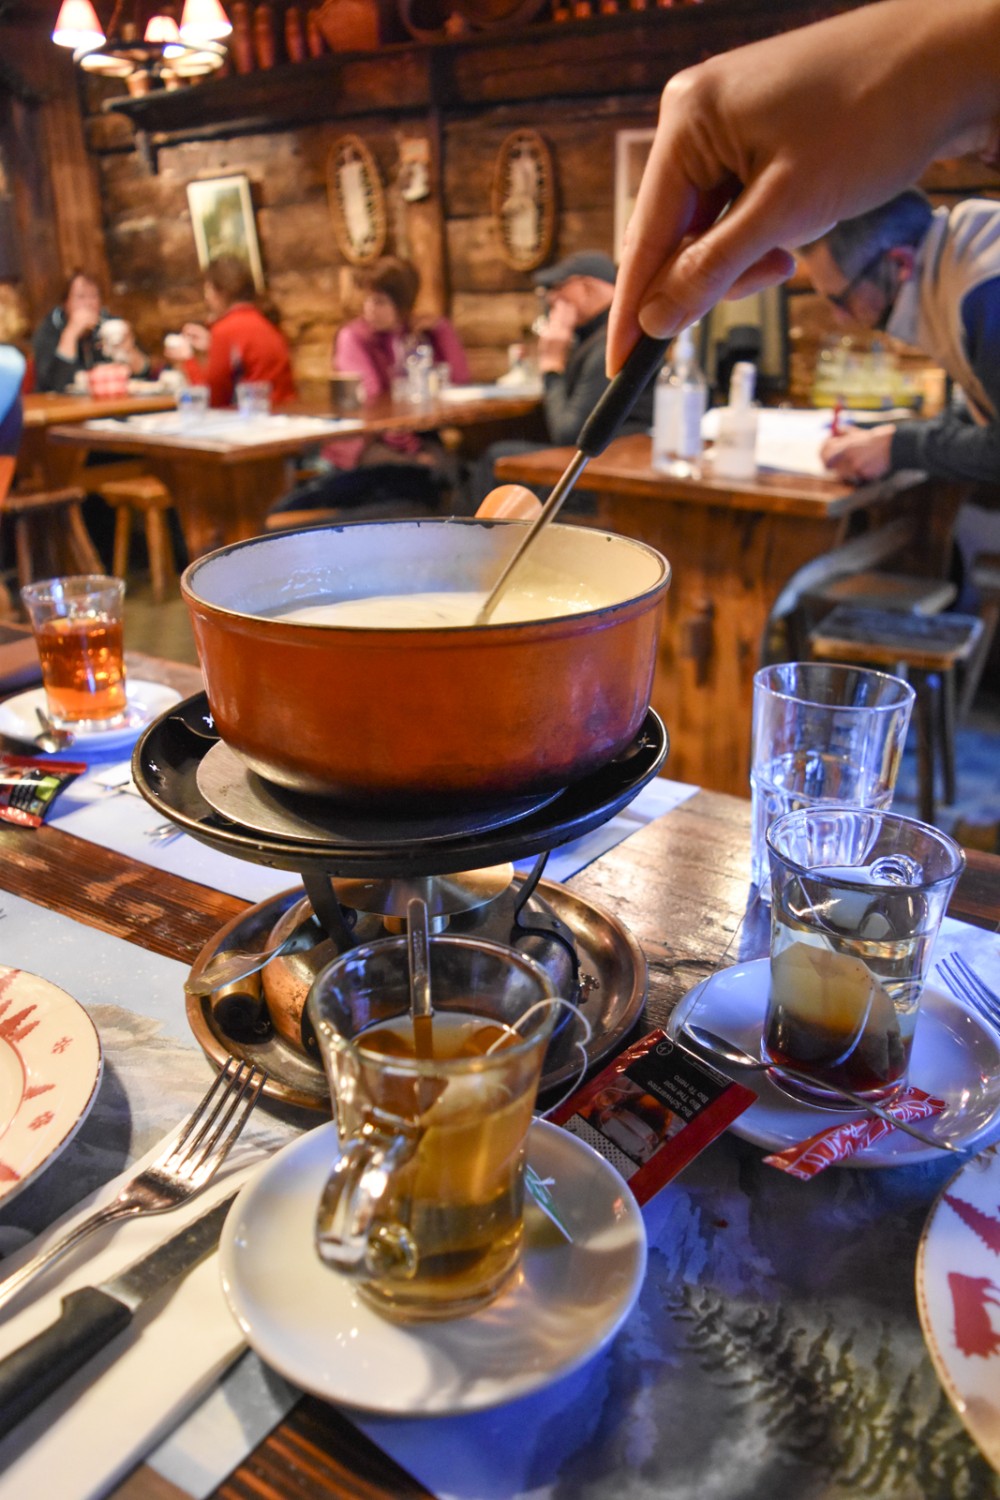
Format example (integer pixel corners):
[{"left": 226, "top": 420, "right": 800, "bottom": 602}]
[
  {"left": 0, "top": 967, "right": 102, "bottom": 1205},
  {"left": 917, "top": 1146, "right": 1000, "bottom": 1472}
]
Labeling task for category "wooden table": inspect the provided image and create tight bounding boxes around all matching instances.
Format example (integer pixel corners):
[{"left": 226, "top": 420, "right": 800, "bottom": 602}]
[
  {"left": 20, "top": 390, "right": 178, "bottom": 490},
  {"left": 495, "top": 434, "right": 955, "bottom": 796},
  {"left": 47, "top": 390, "right": 544, "bottom": 559},
  {"left": 1, "top": 653, "right": 997, "bottom": 1500}
]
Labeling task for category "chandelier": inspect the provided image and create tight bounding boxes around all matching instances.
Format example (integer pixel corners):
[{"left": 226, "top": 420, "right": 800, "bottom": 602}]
[{"left": 51, "top": 0, "right": 232, "bottom": 82}]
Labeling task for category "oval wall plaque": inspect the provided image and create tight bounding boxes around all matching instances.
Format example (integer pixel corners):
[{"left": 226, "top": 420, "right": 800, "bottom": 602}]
[
  {"left": 326, "top": 134, "right": 387, "bottom": 267},
  {"left": 491, "top": 129, "right": 555, "bottom": 274}
]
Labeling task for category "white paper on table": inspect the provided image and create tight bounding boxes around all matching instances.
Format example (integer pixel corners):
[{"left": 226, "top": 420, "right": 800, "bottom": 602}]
[{"left": 701, "top": 407, "right": 839, "bottom": 478}]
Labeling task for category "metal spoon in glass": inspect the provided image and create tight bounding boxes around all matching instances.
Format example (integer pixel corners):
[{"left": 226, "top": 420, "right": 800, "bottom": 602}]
[
  {"left": 681, "top": 1023, "right": 960, "bottom": 1153},
  {"left": 407, "top": 895, "right": 434, "bottom": 1058}
]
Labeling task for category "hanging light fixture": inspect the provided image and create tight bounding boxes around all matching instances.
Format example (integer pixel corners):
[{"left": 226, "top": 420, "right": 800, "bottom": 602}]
[{"left": 51, "top": 0, "right": 231, "bottom": 83}]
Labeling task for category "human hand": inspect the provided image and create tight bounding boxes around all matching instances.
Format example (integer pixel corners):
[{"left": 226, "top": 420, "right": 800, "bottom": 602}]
[
  {"left": 820, "top": 425, "right": 895, "bottom": 483},
  {"left": 608, "top": 0, "right": 1000, "bottom": 373},
  {"left": 537, "top": 298, "right": 576, "bottom": 373},
  {"left": 180, "top": 322, "right": 210, "bottom": 354}
]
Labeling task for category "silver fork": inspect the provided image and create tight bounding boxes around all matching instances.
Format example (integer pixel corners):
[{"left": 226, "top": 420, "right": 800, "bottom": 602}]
[
  {"left": 938, "top": 952, "right": 1000, "bottom": 1031},
  {"left": 0, "top": 1056, "right": 267, "bottom": 1314},
  {"left": 145, "top": 820, "right": 183, "bottom": 846}
]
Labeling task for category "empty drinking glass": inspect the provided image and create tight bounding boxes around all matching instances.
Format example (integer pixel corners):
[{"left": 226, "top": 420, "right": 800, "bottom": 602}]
[{"left": 750, "top": 662, "right": 915, "bottom": 891}]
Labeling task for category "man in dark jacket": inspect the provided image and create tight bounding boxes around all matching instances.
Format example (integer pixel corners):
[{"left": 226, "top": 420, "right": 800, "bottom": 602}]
[{"left": 472, "top": 250, "right": 654, "bottom": 508}]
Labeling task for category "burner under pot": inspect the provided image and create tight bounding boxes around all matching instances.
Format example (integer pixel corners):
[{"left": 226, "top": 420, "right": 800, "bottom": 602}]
[{"left": 187, "top": 872, "right": 647, "bottom": 1111}]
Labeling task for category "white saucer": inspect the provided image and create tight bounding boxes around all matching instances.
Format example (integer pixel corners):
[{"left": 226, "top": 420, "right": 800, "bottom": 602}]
[
  {"left": 0, "top": 680, "right": 181, "bottom": 754},
  {"left": 0, "top": 966, "right": 102, "bottom": 1205},
  {"left": 220, "top": 1119, "right": 647, "bottom": 1415},
  {"left": 667, "top": 958, "right": 1000, "bottom": 1167},
  {"left": 917, "top": 1147, "right": 1000, "bottom": 1472}
]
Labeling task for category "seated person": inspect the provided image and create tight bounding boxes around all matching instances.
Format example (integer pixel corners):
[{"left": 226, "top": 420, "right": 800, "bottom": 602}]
[
  {"left": 32, "top": 270, "right": 150, "bottom": 394},
  {"left": 168, "top": 254, "right": 296, "bottom": 409},
  {"left": 324, "top": 256, "right": 469, "bottom": 473},
  {"left": 472, "top": 250, "right": 654, "bottom": 508}
]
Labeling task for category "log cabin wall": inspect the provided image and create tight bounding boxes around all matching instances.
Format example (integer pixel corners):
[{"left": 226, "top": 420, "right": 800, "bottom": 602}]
[{"left": 4, "top": 0, "right": 999, "bottom": 400}]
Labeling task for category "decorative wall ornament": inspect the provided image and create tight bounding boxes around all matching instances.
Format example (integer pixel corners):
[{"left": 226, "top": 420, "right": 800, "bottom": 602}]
[
  {"left": 326, "top": 135, "right": 387, "bottom": 267},
  {"left": 614, "top": 128, "right": 654, "bottom": 263},
  {"left": 187, "top": 174, "right": 264, "bottom": 291},
  {"left": 491, "top": 129, "right": 555, "bottom": 273}
]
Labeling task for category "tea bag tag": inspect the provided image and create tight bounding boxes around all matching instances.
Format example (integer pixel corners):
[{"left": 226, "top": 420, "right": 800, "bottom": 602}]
[{"left": 525, "top": 1165, "right": 573, "bottom": 1243}]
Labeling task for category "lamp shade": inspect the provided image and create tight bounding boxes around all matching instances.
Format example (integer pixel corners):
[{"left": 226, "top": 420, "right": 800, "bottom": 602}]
[
  {"left": 144, "top": 12, "right": 182, "bottom": 43},
  {"left": 179, "top": 0, "right": 231, "bottom": 42},
  {"left": 51, "top": 0, "right": 105, "bottom": 50}
]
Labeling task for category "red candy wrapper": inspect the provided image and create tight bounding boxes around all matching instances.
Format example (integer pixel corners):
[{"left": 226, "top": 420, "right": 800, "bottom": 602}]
[
  {"left": 0, "top": 755, "right": 87, "bottom": 828},
  {"left": 763, "top": 1085, "right": 947, "bottom": 1179},
  {"left": 548, "top": 1028, "right": 756, "bottom": 1205}
]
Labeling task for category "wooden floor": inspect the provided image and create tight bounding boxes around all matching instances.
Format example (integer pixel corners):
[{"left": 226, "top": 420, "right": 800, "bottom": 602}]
[{"left": 125, "top": 579, "right": 199, "bottom": 666}]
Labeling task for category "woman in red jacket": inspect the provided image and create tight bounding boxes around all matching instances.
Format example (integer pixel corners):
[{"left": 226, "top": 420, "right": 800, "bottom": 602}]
[{"left": 171, "top": 254, "right": 296, "bottom": 408}]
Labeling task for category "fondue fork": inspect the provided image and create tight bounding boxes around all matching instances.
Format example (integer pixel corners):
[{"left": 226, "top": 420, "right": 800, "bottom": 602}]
[
  {"left": 476, "top": 332, "right": 669, "bottom": 623},
  {"left": 0, "top": 1057, "right": 267, "bottom": 1314}
]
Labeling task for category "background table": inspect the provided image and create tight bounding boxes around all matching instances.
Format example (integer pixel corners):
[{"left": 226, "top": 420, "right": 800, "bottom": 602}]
[
  {"left": 20, "top": 391, "right": 178, "bottom": 490},
  {"left": 495, "top": 435, "right": 959, "bottom": 796}
]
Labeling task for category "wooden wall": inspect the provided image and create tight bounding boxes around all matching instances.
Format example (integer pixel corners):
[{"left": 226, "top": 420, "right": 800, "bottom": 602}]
[{"left": 4, "top": 0, "right": 1000, "bottom": 402}]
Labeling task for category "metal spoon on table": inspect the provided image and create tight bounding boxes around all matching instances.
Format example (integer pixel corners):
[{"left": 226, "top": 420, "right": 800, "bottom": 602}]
[
  {"left": 34, "top": 707, "right": 75, "bottom": 754},
  {"left": 682, "top": 1022, "right": 961, "bottom": 1153},
  {"left": 475, "top": 331, "right": 669, "bottom": 624}
]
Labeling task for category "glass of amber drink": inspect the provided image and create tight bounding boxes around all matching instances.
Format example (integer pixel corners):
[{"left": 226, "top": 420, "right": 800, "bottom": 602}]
[
  {"left": 21, "top": 575, "right": 127, "bottom": 728},
  {"left": 307, "top": 935, "right": 558, "bottom": 1322}
]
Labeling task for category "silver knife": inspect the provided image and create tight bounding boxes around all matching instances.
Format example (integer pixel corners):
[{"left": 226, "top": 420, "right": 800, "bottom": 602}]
[{"left": 0, "top": 1192, "right": 236, "bottom": 1440}]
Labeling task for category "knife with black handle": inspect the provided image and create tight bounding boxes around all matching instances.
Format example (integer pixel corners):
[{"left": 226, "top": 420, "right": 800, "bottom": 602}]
[{"left": 0, "top": 1193, "right": 236, "bottom": 1441}]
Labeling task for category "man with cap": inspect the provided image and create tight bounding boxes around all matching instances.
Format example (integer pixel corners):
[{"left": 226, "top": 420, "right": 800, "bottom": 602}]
[{"left": 470, "top": 249, "right": 654, "bottom": 507}]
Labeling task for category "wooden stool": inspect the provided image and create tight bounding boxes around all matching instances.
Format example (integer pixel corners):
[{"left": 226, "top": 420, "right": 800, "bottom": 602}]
[
  {"left": 98, "top": 475, "right": 178, "bottom": 603},
  {"left": 802, "top": 570, "right": 957, "bottom": 615},
  {"left": 1, "top": 486, "right": 104, "bottom": 590},
  {"left": 958, "top": 551, "right": 1000, "bottom": 717},
  {"left": 808, "top": 605, "right": 984, "bottom": 825}
]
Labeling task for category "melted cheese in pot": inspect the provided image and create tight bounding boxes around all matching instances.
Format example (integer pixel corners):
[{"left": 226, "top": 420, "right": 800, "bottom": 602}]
[{"left": 277, "top": 587, "right": 596, "bottom": 628}]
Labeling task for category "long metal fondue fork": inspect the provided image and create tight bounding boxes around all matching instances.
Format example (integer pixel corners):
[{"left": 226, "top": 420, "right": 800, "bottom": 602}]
[{"left": 475, "top": 331, "right": 670, "bottom": 624}]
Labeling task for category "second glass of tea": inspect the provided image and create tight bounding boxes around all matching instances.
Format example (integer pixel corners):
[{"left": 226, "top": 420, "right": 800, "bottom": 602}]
[
  {"left": 21, "top": 574, "right": 127, "bottom": 729},
  {"left": 307, "top": 934, "right": 558, "bottom": 1322},
  {"left": 764, "top": 806, "right": 964, "bottom": 1106}
]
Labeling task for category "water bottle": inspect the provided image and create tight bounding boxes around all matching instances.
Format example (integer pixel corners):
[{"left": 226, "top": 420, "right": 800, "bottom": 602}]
[
  {"left": 712, "top": 360, "right": 759, "bottom": 480},
  {"left": 651, "top": 325, "right": 707, "bottom": 477}
]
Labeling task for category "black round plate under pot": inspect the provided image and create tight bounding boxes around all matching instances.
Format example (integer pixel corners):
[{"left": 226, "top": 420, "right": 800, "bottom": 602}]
[{"left": 132, "top": 693, "right": 669, "bottom": 880}]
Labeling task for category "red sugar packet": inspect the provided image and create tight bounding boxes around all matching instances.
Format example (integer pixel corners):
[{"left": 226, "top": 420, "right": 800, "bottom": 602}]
[
  {"left": 763, "top": 1085, "right": 947, "bottom": 1179},
  {"left": 547, "top": 1028, "right": 756, "bottom": 1205}
]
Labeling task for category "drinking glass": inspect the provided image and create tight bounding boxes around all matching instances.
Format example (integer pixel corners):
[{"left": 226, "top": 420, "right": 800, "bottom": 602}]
[
  {"left": 307, "top": 934, "right": 557, "bottom": 1322},
  {"left": 21, "top": 574, "right": 127, "bottom": 728},
  {"left": 177, "top": 385, "right": 209, "bottom": 424},
  {"left": 235, "top": 380, "right": 272, "bottom": 418},
  {"left": 764, "top": 806, "right": 964, "bottom": 1105},
  {"left": 750, "top": 662, "right": 915, "bottom": 890}
]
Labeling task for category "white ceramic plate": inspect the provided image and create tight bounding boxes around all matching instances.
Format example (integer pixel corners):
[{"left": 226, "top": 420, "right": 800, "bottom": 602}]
[
  {"left": 0, "top": 680, "right": 181, "bottom": 753},
  {"left": 220, "top": 1119, "right": 647, "bottom": 1415},
  {"left": 667, "top": 957, "right": 1000, "bottom": 1167},
  {"left": 0, "top": 966, "right": 103, "bottom": 1204},
  {"left": 917, "top": 1147, "right": 1000, "bottom": 1472}
]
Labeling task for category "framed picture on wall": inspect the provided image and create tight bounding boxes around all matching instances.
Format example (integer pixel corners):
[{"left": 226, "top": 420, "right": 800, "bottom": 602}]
[
  {"left": 614, "top": 129, "right": 655, "bottom": 263},
  {"left": 186, "top": 175, "right": 265, "bottom": 292}
]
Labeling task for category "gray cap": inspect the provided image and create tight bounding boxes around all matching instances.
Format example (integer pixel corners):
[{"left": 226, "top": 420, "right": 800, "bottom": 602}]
[{"left": 533, "top": 251, "right": 617, "bottom": 288}]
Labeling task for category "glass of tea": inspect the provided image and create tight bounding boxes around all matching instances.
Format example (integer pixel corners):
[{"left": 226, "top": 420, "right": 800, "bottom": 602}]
[
  {"left": 307, "top": 934, "right": 558, "bottom": 1322},
  {"left": 763, "top": 806, "right": 964, "bottom": 1107},
  {"left": 750, "top": 662, "right": 915, "bottom": 892},
  {"left": 21, "top": 574, "right": 127, "bottom": 729}
]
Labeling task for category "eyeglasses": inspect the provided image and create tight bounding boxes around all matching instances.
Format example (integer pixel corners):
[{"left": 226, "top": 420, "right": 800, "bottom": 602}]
[{"left": 825, "top": 250, "right": 886, "bottom": 312}]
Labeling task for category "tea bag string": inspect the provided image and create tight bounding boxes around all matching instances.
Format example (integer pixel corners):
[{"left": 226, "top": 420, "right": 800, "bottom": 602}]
[{"left": 486, "top": 998, "right": 593, "bottom": 1119}]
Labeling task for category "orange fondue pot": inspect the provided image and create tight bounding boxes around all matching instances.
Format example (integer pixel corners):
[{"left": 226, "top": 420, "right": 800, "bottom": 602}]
[{"left": 181, "top": 518, "right": 670, "bottom": 808}]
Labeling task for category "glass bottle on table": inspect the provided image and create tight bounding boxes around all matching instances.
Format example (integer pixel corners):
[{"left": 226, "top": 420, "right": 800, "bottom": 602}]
[
  {"left": 651, "top": 324, "right": 707, "bottom": 478},
  {"left": 712, "top": 360, "right": 758, "bottom": 480}
]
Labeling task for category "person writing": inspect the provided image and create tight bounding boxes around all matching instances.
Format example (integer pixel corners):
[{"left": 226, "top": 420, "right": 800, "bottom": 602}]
[
  {"left": 32, "top": 271, "right": 149, "bottom": 393},
  {"left": 797, "top": 190, "right": 1000, "bottom": 487},
  {"left": 607, "top": 0, "right": 1000, "bottom": 376},
  {"left": 168, "top": 254, "right": 296, "bottom": 409}
]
